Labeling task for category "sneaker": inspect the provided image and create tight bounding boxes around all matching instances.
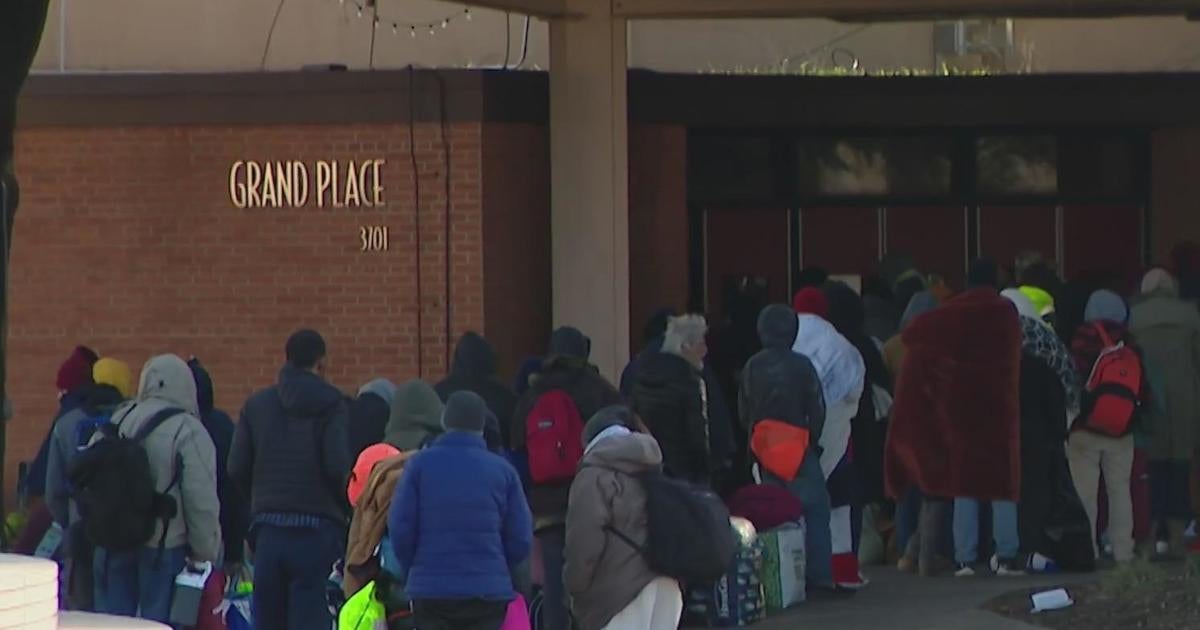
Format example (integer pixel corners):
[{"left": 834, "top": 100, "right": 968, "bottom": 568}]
[
  {"left": 994, "top": 558, "right": 1026, "bottom": 577},
  {"left": 954, "top": 563, "right": 976, "bottom": 577}
]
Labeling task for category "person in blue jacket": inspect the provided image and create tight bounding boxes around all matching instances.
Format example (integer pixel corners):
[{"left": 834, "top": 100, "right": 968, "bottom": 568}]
[{"left": 389, "top": 391, "right": 533, "bottom": 630}]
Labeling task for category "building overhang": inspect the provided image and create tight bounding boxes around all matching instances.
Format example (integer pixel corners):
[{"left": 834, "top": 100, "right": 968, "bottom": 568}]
[{"left": 461, "top": 0, "right": 1200, "bottom": 20}]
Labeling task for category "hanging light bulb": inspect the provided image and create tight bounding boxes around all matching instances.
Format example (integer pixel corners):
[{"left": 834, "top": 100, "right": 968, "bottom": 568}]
[
  {"left": 429, "top": 25, "right": 436, "bottom": 35},
  {"left": 373, "top": 17, "right": 379, "bottom": 29},
  {"left": 391, "top": 23, "right": 398, "bottom": 35},
  {"left": 410, "top": 26, "right": 417, "bottom": 38},
  {"left": 465, "top": 9, "right": 472, "bottom": 21},
  {"left": 441, "top": 18, "right": 449, "bottom": 28},
  {"left": 356, "top": 6, "right": 362, "bottom": 17}
]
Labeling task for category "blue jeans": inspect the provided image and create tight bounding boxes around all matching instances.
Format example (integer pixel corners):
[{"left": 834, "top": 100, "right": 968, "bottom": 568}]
[
  {"left": 953, "top": 498, "right": 1019, "bottom": 563},
  {"left": 92, "top": 545, "right": 188, "bottom": 624},
  {"left": 895, "top": 486, "right": 922, "bottom": 554},
  {"left": 773, "top": 453, "right": 833, "bottom": 588},
  {"left": 536, "top": 525, "right": 569, "bottom": 630},
  {"left": 253, "top": 523, "right": 345, "bottom": 630}
]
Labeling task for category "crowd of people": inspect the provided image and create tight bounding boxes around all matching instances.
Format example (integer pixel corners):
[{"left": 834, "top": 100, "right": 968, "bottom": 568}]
[{"left": 12, "top": 245, "right": 1200, "bottom": 630}]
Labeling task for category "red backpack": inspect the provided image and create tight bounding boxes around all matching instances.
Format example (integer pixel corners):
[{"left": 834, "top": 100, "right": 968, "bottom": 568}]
[
  {"left": 1081, "top": 323, "right": 1143, "bottom": 437},
  {"left": 525, "top": 390, "right": 585, "bottom": 484}
]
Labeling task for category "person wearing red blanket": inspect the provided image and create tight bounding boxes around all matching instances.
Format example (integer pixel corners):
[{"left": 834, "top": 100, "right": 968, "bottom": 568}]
[{"left": 885, "top": 259, "right": 1023, "bottom": 575}]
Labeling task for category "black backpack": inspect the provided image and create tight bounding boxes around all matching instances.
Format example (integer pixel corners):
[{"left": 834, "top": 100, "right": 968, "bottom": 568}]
[
  {"left": 606, "top": 471, "right": 737, "bottom": 584},
  {"left": 67, "top": 406, "right": 185, "bottom": 554}
]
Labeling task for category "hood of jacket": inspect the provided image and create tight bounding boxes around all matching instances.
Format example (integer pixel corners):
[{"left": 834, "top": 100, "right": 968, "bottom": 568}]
[
  {"left": 137, "top": 354, "right": 200, "bottom": 417},
  {"left": 793, "top": 313, "right": 865, "bottom": 406},
  {"left": 450, "top": 332, "right": 498, "bottom": 379},
  {"left": 187, "top": 358, "right": 216, "bottom": 415},
  {"left": 385, "top": 379, "right": 445, "bottom": 451},
  {"left": 581, "top": 432, "right": 662, "bottom": 475},
  {"left": 357, "top": 378, "right": 396, "bottom": 406},
  {"left": 824, "top": 281, "right": 867, "bottom": 339},
  {"left": 276, "top": 364, "right": 343, "bottom": 418},
  {"left": 758, "top": 304, "right": 799, "bottom": 349}
]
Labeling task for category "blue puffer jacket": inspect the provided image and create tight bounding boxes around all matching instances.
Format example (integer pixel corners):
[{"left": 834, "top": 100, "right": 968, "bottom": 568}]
[{"left": 388, "top": 431, "right": 532, "bottom": 600}]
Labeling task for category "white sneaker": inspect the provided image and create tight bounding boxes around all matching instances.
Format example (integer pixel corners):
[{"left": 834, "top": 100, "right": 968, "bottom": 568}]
[
  {"left": 1156, "top": 540, "right": 1170, "bottom": 556},
  {"left": 954, "top": 563, "right": 976, "bottom": 577}
]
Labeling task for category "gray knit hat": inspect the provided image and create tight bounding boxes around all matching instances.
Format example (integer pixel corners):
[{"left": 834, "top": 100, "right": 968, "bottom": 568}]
[{"left": 441, "top": 391, "right": 488, "bottom": 434}]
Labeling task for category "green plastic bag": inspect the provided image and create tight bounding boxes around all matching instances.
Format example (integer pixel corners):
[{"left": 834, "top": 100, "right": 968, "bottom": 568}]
[{"left": 339, "top": 581, "right": 388, "bottom": 630}]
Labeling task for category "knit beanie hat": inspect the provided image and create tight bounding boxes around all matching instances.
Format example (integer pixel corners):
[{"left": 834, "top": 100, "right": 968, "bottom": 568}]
[
  {"left": 92, "top": 358, "right": 134, "bottom": 399},
  {"left": 347, "top": 443, "right": 400, "bottom": 506},
  {"left": 1084, "top": 289, "right": 1129, "bottom": 324},
  {"left": 56, "top": 346, "right": 99, "bottom": 393},
  {"left": 582, "top": 405, "right": 635, "bottom": 447},
  {"left": 441, "top": 391, "right": 488, "bottom": 434},
  {"left": 549, "top": 327, "right": 590, "bottom": 361},
  {"left": 792, "top": 288, "right": 829, "bottom": 319}
]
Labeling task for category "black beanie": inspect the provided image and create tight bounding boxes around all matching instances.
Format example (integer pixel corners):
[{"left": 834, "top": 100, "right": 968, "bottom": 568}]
[
  {"left": 582, "top": 405, "right": 634, "bottom": 447},
  {"left": 441, "top": 391, "right": 488, "bottom": 434},
  {"left": 549, "top": 327, "right": 590, "bottom": 360}
]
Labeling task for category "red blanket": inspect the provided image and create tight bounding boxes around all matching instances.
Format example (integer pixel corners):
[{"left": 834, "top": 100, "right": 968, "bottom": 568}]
[{"left": 885, "top": 288, "right": 1022, "bottom": 502}]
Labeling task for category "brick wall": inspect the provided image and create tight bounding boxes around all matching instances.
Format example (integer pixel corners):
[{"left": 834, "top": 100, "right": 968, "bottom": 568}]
[{"left": 9, "top": 122, "right": 485, "bottom": 488}]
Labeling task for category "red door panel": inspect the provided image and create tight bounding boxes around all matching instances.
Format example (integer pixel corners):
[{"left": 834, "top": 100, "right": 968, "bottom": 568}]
[
  {"left": 801, "top": 207, "right": 879, "bottom": 279},
  {"left": 705, "top": 208, "right": 790, "bottom": 320},
  {"left": 886, "top": 206, "right": 968, "bottom": 290},
  {"left": 1062, "top": 205, "right": 1142, "bottom": 282},
  {"left": 979, "top": 206, "right": 1057, "bottom": 278}
]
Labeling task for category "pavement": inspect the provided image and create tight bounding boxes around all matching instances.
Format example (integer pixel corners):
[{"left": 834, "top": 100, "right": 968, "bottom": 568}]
[{"left": 751, "top": 567, "right": 1094, "bottom": 630}]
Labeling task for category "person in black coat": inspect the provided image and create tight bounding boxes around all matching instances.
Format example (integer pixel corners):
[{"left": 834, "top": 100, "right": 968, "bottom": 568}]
[
  {"left": 189, "top": 358, "right": 251, "bottom": 574},
  {"left": 436, "top": 332, "right": 519, "bottom": 446},
  {"left": 347, "top": 379, "right": 395, "bottom": 460},
  {"left": 1018, "top": 354, "right": 1096, "bottom": 572},
  {"left": 631, "top": 314, "right": 713, "bottom": 485},
  {"left": 509, "top": 327, "right": 622, "bottom": 630}
]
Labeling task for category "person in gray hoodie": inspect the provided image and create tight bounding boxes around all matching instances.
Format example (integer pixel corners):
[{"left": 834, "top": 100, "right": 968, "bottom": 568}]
[
  {"left": 385, "top": 379, "right": 444, "bottom": 452},
  {"left": 92, "top": 354, "right": 221, "bottom": 624}
]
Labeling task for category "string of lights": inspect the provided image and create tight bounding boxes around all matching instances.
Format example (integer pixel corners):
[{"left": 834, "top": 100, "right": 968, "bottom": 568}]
[{"left": 337, "top": 0, "right": 473, "bottom": 37}]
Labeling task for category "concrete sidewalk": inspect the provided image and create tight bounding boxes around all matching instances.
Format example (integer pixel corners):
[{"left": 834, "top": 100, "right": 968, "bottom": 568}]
[{"left": 752, "top": 568, "right": 1093, "bottom": 630}]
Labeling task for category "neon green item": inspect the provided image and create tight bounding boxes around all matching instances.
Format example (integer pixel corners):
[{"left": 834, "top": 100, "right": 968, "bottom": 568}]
[
  {"left": 1019, "top": 285, "right": 1055, "bottom": 319},
  {"left": 339, "top": 581, "right": 388, "bottom": 630}
]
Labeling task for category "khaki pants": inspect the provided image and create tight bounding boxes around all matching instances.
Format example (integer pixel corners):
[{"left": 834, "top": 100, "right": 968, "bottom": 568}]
[{"left": 1067, "top": 431, "right": 1135, "bottom": 562}]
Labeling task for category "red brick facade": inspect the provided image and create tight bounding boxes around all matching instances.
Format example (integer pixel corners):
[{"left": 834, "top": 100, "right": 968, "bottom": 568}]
[{"left": 8, "top": 120, "right": 496, "bottom": 486}]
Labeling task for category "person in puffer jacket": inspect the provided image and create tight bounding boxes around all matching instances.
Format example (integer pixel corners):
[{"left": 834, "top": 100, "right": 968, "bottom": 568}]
[
  {"left": 389, "top": 392, "right": 532, "bottom": 630},
  {"left": 740, "top": 304, "right": 833, "bottom": 591},
  {"left": 566, "top": 406, "right": 681, "bottom": 630},
  {"left": 631, "top": 314, "right": 714, "bottom": 485}
]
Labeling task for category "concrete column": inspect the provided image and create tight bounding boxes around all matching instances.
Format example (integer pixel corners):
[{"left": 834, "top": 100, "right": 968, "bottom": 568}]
[{"left": 549, "top": 1, "right": 629, "bottom": 379}]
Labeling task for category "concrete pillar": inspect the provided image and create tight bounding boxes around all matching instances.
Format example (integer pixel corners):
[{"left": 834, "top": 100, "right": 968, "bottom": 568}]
[{"left": 549, "top": 1, "right": 629, "bottom": 379}]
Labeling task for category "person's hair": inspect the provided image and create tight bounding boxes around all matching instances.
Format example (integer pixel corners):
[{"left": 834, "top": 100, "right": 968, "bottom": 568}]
[
  {"left": 285, "top": 329, "right": 327, "bottom": 369},
  {"left": 661, "top": 314, "right": 708, "bottom": 357}
]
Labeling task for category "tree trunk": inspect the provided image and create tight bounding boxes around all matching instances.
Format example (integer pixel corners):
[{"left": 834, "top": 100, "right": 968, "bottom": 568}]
[{"left": 0, "top": 0, "right": 52, "bottom": 544}]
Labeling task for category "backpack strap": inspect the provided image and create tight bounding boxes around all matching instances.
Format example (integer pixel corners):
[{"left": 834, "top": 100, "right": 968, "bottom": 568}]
[
  {"left": 1093, "top": 322, "right": 1117, "bottom": 350},
  {"left": 130, "top": 407, "right": 187, "bottom": 443}
]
